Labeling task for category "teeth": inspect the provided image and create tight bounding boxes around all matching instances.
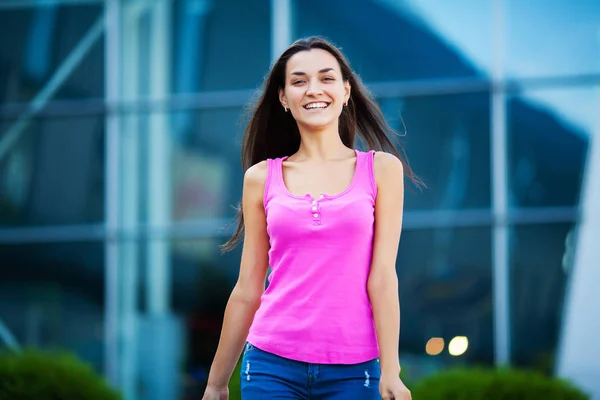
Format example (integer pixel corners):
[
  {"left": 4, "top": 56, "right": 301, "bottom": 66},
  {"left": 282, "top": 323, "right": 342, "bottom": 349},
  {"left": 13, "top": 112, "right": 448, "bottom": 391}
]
[{"left": 305, "top": 102, "right": 329, "bottom": 109}]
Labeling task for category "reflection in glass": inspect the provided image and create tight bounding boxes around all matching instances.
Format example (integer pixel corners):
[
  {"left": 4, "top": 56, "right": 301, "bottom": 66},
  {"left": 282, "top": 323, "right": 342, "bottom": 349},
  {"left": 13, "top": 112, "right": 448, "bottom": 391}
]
[
  {"left": 396, "top": 227, "right": 493, "bottom": 376},
  {"left": 508, "top": 88, "right": 593, "bottom": 208},
  {"left": 171, "top": 0, "right": 270, "bottom": 93},
  {"left": 0, "top": 2, "right": 104, "bottom": 104},
  {"left": 169, "top": 237, "right": 240, "bottom": 398},
  {"left": 383, "top": 93, "right": 491, "bottom": 210},
  {"left": 0, "top": 115, "right": 105, "bottom": 227},
  {"left": 510, "top": 223, "right": 576, "bottom": 373},
  {"left": 173, "top": 107, "right": 244, "bottom": 222},
  {"left": 294, "top": 0, "right": 492, "bottom": 81},
  {"left": 119, "top": 107, "right": 243, "bottom": 225},
  {"left": 0, "top": 241, "right": 105, "bottom": 372},
  {"left": 506, "top": 0, "right": 600, "bottom": 78},
  {"left": 125, "top": 237, "right": 240, "bottom": 398}
]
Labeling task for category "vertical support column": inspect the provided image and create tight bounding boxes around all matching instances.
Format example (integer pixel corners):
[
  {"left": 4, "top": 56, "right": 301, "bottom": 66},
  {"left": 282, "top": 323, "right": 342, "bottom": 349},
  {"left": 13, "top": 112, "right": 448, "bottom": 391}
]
[
  {"left": 271, "top": 0, "right": 292, "bottom": 62},
  {"left": 556, "top": 90, "right": 600, "bottom": 398},
  {"left": 491, "top": 0, "right": 510, "bottom": 366},
  {"left": 104, "top": 0, "right": 122, "bottom": 388},
  {"left": 146, "top": 0, "right": 172, "bottom": 317},
  {"left": 120, "top": 2, "right": 142, "bottom": 399},
  {"left": 140, "top": 3, "right": 181, "bottom": 400}
]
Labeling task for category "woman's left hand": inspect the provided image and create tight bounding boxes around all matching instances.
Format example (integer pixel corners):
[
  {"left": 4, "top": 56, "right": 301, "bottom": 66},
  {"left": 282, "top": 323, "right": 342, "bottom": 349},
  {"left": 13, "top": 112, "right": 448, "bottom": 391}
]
[{"left": 379, "top": 373, "right": 411, "bottom": 399}]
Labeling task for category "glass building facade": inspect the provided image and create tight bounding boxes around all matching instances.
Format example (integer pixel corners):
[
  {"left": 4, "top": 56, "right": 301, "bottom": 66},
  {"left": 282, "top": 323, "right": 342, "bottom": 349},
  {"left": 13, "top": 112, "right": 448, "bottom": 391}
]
[{"left": 0, "top": 0, "right": 598, "bottom": 399}]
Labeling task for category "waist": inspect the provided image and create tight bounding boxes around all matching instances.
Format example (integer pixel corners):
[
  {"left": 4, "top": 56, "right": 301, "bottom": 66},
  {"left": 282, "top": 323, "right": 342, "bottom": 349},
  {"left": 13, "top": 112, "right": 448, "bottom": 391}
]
[
  {"left": 248, "top": 295, "right": 378, "bottom": 363},
  {"left": 245, "top": 334, "right": 380, "bottom": 364}
]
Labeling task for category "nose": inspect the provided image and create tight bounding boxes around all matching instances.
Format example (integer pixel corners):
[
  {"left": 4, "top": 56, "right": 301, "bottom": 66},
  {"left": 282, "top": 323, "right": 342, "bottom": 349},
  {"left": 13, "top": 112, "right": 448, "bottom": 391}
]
[{"left": 306, "top": 78, "right": 323, "bottom": 96}]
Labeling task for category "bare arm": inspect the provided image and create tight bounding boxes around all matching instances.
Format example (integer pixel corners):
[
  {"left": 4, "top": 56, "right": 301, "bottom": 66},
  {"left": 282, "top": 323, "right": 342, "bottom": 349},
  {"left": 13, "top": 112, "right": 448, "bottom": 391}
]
[
  {"left": 368, "top": 152, "right": 405, "bottom": 377},
  {"left": 205, "top": 161, "right": 270, "bottom": 389}
]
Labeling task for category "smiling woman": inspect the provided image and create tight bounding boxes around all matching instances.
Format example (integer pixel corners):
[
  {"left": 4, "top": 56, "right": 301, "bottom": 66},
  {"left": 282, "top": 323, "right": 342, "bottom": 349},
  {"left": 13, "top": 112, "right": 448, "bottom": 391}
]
[
  {"left": 202, "top": 36, "right": 422, "bottom": 400},
  {"left": 280, "top": 51, "right": 350, "bottom": 131}
]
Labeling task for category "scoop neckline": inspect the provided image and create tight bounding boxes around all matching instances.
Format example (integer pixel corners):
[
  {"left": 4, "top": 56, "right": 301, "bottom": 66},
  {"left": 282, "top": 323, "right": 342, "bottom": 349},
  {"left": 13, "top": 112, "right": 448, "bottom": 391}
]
[{"left": 279, "top": 149, "right": 360, "bottom": 201}]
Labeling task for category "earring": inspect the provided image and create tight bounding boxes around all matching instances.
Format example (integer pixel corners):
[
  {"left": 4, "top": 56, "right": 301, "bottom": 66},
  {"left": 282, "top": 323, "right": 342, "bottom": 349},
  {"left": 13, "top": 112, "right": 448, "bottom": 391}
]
[
  {"left": 284, "top": 106, "right": 288, "bottom": 112},
  {"left": 344, "top": 100, "right": 348, "bottom": 107}
]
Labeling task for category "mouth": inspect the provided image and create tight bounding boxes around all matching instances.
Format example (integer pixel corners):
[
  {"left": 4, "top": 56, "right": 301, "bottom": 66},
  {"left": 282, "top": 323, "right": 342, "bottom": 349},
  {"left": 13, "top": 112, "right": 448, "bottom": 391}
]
[{"left": 302, "top": 101, "right": 331, "bottom": 111}]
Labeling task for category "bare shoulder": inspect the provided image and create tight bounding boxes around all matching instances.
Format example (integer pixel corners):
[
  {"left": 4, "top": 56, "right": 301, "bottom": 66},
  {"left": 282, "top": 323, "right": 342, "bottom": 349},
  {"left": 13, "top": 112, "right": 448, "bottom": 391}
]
[
  {"left": 373, "top": 151, "right": 404, "bottom": 185},
  {"left": 244, "top": 160, "right": 268, "bottom": 188},
  {"left": 242, "top": 160, "right": 269, "bottom": 208}
]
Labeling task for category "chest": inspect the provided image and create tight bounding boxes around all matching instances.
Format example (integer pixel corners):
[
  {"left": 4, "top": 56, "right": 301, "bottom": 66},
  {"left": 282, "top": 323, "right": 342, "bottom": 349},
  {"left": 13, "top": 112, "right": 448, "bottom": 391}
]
[
  {"left": 265, "top": 191, "right": 375, "bottom": 246},
  {"left": 282, "top": 159, "right": 356, "bottom": 199}
]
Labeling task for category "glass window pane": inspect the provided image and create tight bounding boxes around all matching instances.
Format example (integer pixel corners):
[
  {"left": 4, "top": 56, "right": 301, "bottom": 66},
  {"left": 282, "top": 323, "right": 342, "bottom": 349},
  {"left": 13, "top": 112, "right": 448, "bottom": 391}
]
[
  {"left": 124, "top": 237, "right": 239, "bottom": 397},
  {"left": 394, "top": 92, "right": 491, "bottom": 210},
  {"left": 0, "top": 241, "right": 105, "bottom": 372},
  {"left": 0, "top": 2, "right": 105, "bottom": 103},
  {"left": 176, "top": 238, "right": 240, "bottom": 397},
  {"left": 120, "top": 107, "right": 242, "bottom": 226},
  {"left": 294, "top": 0, "right": 493, "bottom": 81},
  {"left": 506, "top": 0, "right": 600, "bottom": 79},
  {"left": 171, "top": 0, "right": 271, "bottom": 93},
  {"left": 508, "top": 87, "right": 595, "bottom": 208},
  {"left": 510, "top": 223, "right": 575, "bottom": 373},
  {"left": 173, "top": 107, "right": 243, "bottom": 221},
  {"left": 398, "top": 227, "right": 493, "bottom": 376},
  {"left": 0, "top": 114, "right": 105, "bottom": 227}
]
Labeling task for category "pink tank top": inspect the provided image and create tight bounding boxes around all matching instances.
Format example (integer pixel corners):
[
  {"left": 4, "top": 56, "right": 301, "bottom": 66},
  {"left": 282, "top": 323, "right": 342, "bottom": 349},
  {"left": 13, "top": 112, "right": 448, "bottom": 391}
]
[{"left": 246, "top": 149, "right": 380, "bottom": 364}]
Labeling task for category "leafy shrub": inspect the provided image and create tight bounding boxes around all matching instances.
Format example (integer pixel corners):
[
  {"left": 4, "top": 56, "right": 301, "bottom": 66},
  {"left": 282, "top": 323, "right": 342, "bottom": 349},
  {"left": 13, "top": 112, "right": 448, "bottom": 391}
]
[
  {"left": 411, "top": 367, "right": 589, "bottom": 400},
  {"left": 0, "top": 349, "right": 122, "bottom": 400}
]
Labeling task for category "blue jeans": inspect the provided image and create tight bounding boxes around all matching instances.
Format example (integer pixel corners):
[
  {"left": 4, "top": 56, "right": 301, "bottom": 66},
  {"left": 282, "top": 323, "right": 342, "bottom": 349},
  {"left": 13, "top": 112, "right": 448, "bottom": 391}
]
[{"left": 240, "top": 342, "right": 381, "bottom": 399}]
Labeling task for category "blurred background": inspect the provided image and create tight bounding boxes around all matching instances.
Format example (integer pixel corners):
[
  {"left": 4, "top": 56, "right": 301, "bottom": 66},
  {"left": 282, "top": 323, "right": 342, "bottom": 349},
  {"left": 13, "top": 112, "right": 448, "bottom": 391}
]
[{"left": 0, "top": 0, "right": 599, "bottom": 399}]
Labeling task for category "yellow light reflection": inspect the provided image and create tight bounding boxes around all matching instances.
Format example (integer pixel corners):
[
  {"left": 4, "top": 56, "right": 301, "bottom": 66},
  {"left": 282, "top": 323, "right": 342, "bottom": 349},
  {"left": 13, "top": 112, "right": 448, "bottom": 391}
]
[
  {"left": 448, "top": 336, "right": 469, "bottom": 356},
  {"left": 425, "top": 337, "right": 445, "bottom": 356}
]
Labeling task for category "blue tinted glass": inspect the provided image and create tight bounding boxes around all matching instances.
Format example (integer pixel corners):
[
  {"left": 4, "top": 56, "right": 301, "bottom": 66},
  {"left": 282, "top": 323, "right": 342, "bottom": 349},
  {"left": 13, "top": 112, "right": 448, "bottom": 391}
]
[
  {"left": 175, "top": 108, "right": 243, "bottom": 221},
  {"left": 395, "top": 92, "right": 491, "bottom": 210},
  {"left": 294, "top": 0, "right": 493, "bottom": 81},
  {"left": 506, "top": 0, "right": 600, "bottom": 78},
  {"left": 0, "top": 241, "right": 105, "bottom": 372},
  {"left": 510, "top": 223, "right": 575, "bottom": 371},
  {"left": 0, "top": 2, "right": 104, "bottom": 104},
  {"left": 0, "top": 115, "right": 105, "bottom": 227},
  {"left": 398, "top": 227, "right": 493, "bottom": 370},
  {"left": 172, "top": 0, "right": 271, "bottom": 93},
  {"left": 135, "top": 237, "right": 240, "bottom": 396},
  {"left": 508, "top": 87, "right": 594, "bottom": 208},
  {"left": 122, "top": 107, "right": 244, "bottom": 224}
]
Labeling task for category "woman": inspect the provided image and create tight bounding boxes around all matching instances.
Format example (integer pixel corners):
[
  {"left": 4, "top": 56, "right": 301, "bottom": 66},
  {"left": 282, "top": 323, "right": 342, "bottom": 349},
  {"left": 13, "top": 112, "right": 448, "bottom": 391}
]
[{"left": 202, "top": 36, "right": 420, "bottom": 400}]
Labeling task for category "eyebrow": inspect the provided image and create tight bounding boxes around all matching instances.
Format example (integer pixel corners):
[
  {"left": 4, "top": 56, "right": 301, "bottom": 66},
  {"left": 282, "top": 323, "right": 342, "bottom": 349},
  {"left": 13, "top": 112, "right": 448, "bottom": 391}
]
[{"left": 290, "top": 68, "right": 336, "bottom": 76}]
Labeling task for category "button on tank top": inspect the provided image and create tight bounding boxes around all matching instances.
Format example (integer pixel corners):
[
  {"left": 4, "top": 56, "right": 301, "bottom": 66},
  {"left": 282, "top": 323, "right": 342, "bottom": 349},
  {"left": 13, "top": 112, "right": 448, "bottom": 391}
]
[{"left": 246, "top": 149, "right": 380, "bottom": 364}]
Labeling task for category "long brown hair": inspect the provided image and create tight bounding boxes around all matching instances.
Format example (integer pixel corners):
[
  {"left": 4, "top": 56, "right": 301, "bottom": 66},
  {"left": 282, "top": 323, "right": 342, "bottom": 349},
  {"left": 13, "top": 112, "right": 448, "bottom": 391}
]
[{"left": 222, "top": 36, "right": 422, "bottom": 252}]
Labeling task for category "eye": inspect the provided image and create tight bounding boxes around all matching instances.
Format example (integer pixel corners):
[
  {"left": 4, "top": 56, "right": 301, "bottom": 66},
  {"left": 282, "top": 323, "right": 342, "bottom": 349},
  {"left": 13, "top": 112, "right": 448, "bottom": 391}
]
[
  {"left": 322, "top": 77, "right": 335, "bottom": 81},
  {"left": 292, "top": 80, "right": 305, "bottom": 85}
]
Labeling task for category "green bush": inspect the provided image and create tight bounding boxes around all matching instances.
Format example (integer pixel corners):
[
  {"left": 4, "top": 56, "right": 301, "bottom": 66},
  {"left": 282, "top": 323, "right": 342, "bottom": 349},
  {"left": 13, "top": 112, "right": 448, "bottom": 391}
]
[
  {"left": 411, "top": 367, "right": 589, "bottom": 400},
  {"left": 0, "top": 349, "right": 122, "bottom": 400}
]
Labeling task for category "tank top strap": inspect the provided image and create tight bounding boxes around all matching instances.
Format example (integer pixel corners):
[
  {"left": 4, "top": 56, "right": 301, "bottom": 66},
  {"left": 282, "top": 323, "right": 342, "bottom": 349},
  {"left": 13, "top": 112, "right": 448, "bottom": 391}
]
[
  {"left": 354, "top": 149, "right": 377, "bottom": 200},
  {"left": 263, "top": 157, "right": 284, "bottom": 209}
]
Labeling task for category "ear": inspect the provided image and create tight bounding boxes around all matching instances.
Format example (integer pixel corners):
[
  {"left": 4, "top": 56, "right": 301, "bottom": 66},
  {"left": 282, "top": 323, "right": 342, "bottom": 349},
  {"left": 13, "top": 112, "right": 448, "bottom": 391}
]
[
  {"left": 279, "top": 88, "right": 288, "bottom": 110},
  {"left": 344, "top": 81, "right": 351, "bottom": 105}
]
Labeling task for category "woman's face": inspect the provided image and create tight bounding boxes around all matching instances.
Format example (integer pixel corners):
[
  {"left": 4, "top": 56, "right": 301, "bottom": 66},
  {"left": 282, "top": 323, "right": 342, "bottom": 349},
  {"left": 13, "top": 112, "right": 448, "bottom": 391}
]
[{"left": 279, "top": 49, "right": 350, "bottom": 130}]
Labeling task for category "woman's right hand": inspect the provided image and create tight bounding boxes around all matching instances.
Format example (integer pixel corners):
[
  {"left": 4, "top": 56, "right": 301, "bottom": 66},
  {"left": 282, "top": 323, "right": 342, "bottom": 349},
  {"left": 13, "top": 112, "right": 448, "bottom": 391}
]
[{"left": 201, "top": 385, "right": 228, "bottom": 400}]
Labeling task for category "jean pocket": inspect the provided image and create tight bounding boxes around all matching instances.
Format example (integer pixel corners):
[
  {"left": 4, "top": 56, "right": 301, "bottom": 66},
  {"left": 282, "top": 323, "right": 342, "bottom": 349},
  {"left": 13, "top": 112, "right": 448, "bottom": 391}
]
[{"left": 243, "top": 342, "right": 258, "bottom": 355}]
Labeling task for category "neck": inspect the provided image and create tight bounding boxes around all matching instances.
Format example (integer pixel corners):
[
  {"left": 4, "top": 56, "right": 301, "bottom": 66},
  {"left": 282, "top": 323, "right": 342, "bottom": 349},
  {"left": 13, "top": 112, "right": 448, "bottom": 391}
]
[{"left": 294, "top": 121, "right": 352, "bottom": 161}]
